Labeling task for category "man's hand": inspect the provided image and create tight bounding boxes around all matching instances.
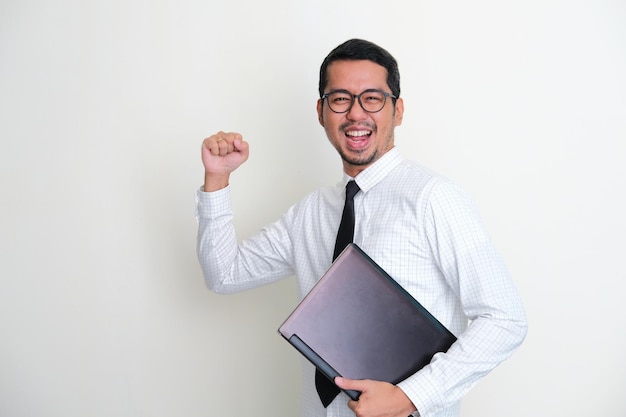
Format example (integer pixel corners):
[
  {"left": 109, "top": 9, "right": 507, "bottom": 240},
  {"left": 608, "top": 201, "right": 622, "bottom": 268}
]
[
  {"left": 335, "top": 377, "right": 417, "bottom": 417},
  {"left": 201, "top": 131, "right": 249, "bottom": 191}
]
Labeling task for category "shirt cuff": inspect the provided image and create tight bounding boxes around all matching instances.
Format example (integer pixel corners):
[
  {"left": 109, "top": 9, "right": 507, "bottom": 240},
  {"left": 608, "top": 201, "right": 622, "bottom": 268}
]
[
  {"left": 397, "top": 369, "right": 441, "bottom": 417},
  {"left": 195, "top": 186, "right": 232, "bottom": 219}
]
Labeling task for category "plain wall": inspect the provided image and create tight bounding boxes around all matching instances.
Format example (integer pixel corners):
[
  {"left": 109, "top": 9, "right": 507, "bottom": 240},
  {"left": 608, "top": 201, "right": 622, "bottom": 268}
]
[{"left": 1, "top": 0, "right": 625, "bottom": 416}]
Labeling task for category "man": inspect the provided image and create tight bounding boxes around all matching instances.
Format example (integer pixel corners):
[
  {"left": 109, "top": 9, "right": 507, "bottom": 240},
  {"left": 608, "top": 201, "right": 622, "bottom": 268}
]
[{"left": 196, "top": 39, "right": 527, "bottom": 417}]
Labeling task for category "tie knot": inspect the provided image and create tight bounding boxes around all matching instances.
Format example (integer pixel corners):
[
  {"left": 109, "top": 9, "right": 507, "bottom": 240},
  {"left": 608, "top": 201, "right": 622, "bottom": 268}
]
[{"left": 346, "top": 180, "right": 360, "bottom": 200}]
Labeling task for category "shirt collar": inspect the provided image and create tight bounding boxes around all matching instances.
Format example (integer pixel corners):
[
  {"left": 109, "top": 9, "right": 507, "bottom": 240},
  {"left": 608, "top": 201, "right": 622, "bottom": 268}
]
[{"left": 339, "top": 147, "right": 403, "bottom": 193}]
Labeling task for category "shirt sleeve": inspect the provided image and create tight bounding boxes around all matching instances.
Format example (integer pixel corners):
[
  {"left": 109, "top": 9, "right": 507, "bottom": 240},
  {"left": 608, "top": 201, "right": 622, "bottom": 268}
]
[
  {"left": 195, "top": 187, "right": 293, "bottom": 294},
  {"left": 397, "top": 181, "right": 528, "bottom": 416}
]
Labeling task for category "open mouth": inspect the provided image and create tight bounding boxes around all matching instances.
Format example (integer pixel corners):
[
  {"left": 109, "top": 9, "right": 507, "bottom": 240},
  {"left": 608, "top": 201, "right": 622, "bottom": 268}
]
[{"left": 345, "top": 129, "right": 371, "bottom": 149}]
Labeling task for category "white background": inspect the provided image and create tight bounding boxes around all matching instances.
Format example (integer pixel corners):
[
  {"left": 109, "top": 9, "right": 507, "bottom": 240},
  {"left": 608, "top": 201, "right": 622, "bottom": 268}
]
[{"left": 1, "top": 1, "right": 625, "bottom": 416}]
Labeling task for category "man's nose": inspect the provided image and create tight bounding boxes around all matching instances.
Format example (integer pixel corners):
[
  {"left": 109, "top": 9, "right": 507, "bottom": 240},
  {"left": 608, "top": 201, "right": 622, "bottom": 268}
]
[{"left": 346, "top": 98, "right": 368, "bottom": 120}]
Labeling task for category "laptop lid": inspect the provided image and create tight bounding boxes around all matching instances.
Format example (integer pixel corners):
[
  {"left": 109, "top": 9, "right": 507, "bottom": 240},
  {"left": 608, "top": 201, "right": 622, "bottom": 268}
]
[{"left": 278, "top": 243, "right": 457, "bottom": 400}]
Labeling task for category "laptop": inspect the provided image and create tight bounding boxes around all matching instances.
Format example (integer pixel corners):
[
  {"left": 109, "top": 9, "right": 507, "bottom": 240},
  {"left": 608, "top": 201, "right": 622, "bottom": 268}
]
[{"left": 278, "top": 243, "right": 457, "bottom": 401}]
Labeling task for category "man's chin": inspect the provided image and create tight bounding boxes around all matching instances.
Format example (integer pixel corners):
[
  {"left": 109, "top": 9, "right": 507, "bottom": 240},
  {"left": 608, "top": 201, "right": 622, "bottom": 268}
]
[{"left": 341, "top": 149, "right": 377, "bottom": 168}]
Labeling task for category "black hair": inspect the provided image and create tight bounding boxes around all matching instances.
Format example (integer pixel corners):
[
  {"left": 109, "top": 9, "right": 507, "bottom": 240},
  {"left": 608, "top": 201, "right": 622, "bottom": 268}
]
[{"left": 318, "top": 39, "right": 401, "bottom": 99}]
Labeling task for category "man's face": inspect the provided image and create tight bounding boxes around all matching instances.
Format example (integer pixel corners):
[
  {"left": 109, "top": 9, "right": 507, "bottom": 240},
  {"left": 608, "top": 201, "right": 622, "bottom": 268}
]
[{"left": 317, "top": 59, "right": 404, "bottom": 178}]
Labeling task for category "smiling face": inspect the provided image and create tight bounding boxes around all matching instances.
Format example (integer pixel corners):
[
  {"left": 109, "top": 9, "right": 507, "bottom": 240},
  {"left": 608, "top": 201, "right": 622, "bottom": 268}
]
[{"left": 317, "top": 59, "right": 404, "bottom": 177}]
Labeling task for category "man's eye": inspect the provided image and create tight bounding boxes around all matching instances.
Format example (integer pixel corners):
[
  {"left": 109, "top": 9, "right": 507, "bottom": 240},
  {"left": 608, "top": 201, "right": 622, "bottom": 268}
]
[{"left": 363, "top": 94, "right": 383, "bottom": 102}]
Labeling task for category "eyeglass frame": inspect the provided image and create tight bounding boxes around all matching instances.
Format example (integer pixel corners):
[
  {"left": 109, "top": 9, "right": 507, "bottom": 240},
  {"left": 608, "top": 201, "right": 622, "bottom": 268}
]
[{"left": 321, "top": 88, "right": 398, "bottom": 114}]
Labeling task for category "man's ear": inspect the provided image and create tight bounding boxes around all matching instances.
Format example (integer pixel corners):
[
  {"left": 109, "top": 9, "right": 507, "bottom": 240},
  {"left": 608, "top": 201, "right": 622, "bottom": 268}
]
[
  {"left": 394, "top": 97, "right": 404, "bottom": 127},
  {"left": 316, "top": 99, "right": 325, "bottom": 126}
]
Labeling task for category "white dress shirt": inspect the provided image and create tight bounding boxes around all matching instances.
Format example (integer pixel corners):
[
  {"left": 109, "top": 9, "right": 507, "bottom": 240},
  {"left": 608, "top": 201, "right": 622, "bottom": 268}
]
[{"left": 196, "top": 147, "right": 527, "bottom": 417}]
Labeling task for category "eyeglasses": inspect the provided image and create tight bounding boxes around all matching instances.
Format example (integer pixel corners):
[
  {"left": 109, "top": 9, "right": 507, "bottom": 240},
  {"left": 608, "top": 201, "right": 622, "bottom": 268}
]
[{"left": 321, "top": 89, "right": 397, "bottom": 114}]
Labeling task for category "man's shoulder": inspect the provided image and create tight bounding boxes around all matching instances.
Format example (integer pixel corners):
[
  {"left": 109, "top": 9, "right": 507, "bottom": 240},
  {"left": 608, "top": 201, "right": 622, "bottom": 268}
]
[
  {"left": 390, "top": 159, "right": 454, "bottom": 191},
  {"left": 289, "top": 183, "right": 342, "bottom": 212}
]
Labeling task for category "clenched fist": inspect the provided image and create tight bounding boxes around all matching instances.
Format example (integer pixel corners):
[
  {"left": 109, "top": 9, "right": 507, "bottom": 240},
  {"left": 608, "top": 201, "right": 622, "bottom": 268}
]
[{"left": 201, "top": 131, "right": 249, "bottom": 191}]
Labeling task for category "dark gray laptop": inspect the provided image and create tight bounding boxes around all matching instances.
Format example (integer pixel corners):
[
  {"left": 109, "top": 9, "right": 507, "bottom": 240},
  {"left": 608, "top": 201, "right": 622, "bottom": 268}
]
[{"left": 278, "top": 243, "right": 457, "bottom": 401}]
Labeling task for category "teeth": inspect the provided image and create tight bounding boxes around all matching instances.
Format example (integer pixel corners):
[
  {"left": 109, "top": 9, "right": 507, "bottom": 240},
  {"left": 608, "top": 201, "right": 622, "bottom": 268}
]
[{"left": 346, "top": 130, "right": 371, "bottom": 137}]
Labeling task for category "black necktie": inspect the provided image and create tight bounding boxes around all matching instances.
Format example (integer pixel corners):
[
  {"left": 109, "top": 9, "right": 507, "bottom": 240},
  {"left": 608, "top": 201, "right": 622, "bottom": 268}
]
[{"left": 315, "top": 180, "right": 360, "bottom": 407}]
